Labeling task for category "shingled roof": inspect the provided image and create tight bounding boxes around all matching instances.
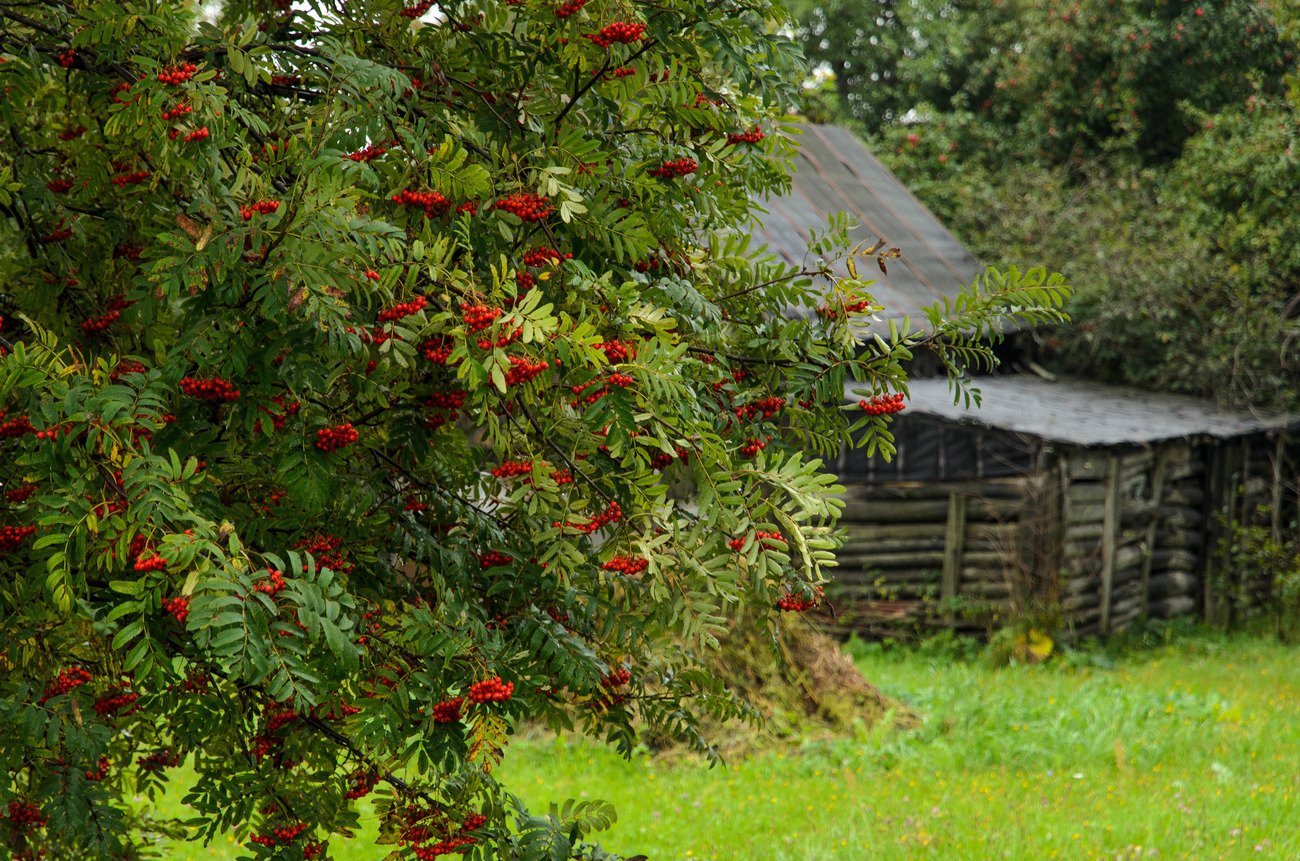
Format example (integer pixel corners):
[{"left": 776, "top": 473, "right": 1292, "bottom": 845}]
[
  {"left": 754, "top": 123, "right": 983, "bottom": 330},
  {"left": 881, "top": 375, "right": 1299, "bottom": 447}
]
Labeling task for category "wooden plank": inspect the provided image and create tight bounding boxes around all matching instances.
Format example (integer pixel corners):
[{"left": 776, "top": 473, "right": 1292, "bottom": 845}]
[
  {"left": 1139, "top": 445, "right": 1170, "bottom": 619},
  {"left": 1100, "top": 454, "right": 1121, "bottom": 634},
  {"left": 941, "top": 492, "right": 968, "bottom": 604}
]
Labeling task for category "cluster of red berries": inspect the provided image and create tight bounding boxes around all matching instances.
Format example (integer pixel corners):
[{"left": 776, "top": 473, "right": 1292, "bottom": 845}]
[
  {"left": 344, "top": 143, "right": 387, "bottom": 162},
  {"left": 5, "top": 484, "right": 37, "bottom": 503},
  {"left": 377, "top": 295, "right": 428, "bottom": 323},
  {"left": 57, "top": 48, "right": 76, "bottom": 68},
  {"left": 183, "top": 127, "right": 209, "bottom": 143},
  {"left": 608, "top": 372, "right": 634, "bottom": 388},
  {"left": 650, "top": 447, "right": 690, "bottom": 470},
  {"left": 457, "top": 200, "right": 478, "bottom": 215},
  {"left": 478, "top": 549, "right": 512, "bottom": 569},
  {"left": 555, "top": 499, "right": 622, "bottom": 534},
  {"left": 161, "top": 102, "right": 192, "bottom": 120},
  {"left": 601, "top": 555, "right": 648, "bottom": 576},
  {"left": 817, "top": 298, "right": 871, "bottom": 318},
  {"left": 0, "top": 524, "right": 38, "bottom": 550},
  {"left": 180, "top": 374, "right": 241, "bottom": 402},
  {"left": 255, "top": 395, "right": 301, "bottom": 432},
  {"left": 585, "top": 21, "right": 646, "bottom": 47},
  {"left": 7, "top": 800, "right": 46, "bottom": 829},
  {"left": 602, "top": 667, "right": 632, "bottom": 688},
  {"left": 111, "top": 170, "right": 151, "bottom": 187},
  {"left": 93, "top": 689, "right": 139, "bottom": 717},
  {"left": 609, "top": 66, "right": 637, "bottom": 78},
  {"left": 80, "top": 309, "right": 121, "bottom": 334},
  {"left": 504, "top": 356, "right": 549, "bottom": 386},
  {"left": 860, "top": 393, "right": 906, "bottom": 415},
  {"left": 137, "top": 749, "right": 182, "bottom": 773},
  {"left": 344, "top": 770, "right": 379, "bottom": 799},
  {"left": 468, "top": 677, "right": 513, "bottom": 703},
  {"left": 733, "top": 396, "right": 786, "bottom": 421},
  {"left": 522, "top": 246, "right": 572, "bottom": 267},
  {"left": 491, "top": 460, "right": 534, "bottom": 479},
  {"left": 59, "top": 125, "right": 87, "bottom": 141},
  {"left": 460, "top": 302, "right": 503, "bottom": 332},
  {"left": 85, "top": 756, "right": 111, "bottom": 781},
  {"left": 47, "top": 178, "right": 73, "bottom": 193},
  {"left": 404, "top": 496, "right": 428, "bottom": 512},
  {"left": 157, "top": 62, "right": 198, "bottom": 84},
  {"left": 315, "top": 423, "right": 359, "bottom": 452},
  {"left": 399, "top": 0, "right": 435, "bottom": 18},
  {"left": 554, "top": 0, "right": 589, "bottom": 16},
  {"left": 254, "top": 568, "right": 287, "bottom": 596},
  {"left": 648, "top": 158, "right": 699, "bottom": 179},
  {"left": 594, "top": 340, "right": 636, "bottom": 362},
  {"left": 240, "top": 199, "right": 280, "bottom": 220},
  {"left": 729, "top": 530, "right": 785, "bottom": 552},
  {"left": 551, "top": 468, "right": 573, "bottom": 485},
  {"left": 726, "top": 126, "right": 765, "bottom": 145},
  {"left": 392, "top": 189, "right": 451, "bottom": 217},
  {"left": 740, "top": 437, "right": 767, "bottom": 458},
  {"left": 33, "top": 423, "right": 72, "bottom": 442},
  {"left": 293, "top": 534, "right": 351, "bottom": 572},
  {"left": 476, "top": 326, "right": 522, "bottom": 351},
  {"left": 492, "top": 193, "right": 552, "bottom": 221},
  {"left": 250, "top": 821, "right": 309, "bottom": 847},
  {"left": 777, "top": 586, "right": 824, "bottom": 612},
  {"left": 420, "top": 337, "right": 455, "bottom": 364},
  {"left": 432, "top": 696, "right": 465, "bottom": 723},
  {"left": 0, "top": 412, "right": 35, "bottom": 437},
  {"left": 425, "top": 390, "right": 467, "bottom": 412},
  {"left": 162, "top": 596, "right": 189, "bottom": 623},
  {"left": 40, "top": 667, "right": 92, "bottom": 703},
  {"left": 42, "top": 221, "right": 73, "bottom": 242},
  {"left": 414, "top": 836, "right": 477, "bottom": 859}
]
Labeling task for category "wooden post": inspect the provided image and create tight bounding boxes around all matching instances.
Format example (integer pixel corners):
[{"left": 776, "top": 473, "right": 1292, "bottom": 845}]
[
  {"left": 1100, "top": 454, "right": 1121, "bottom": 634},
  {"left": 1270, "top": 433, "right": 1283, "bottom": 541},
  {"left": 941, "top": 491, "right": 968, "bottom": 609},
  {"left": 1139, "top": 445, "right": 1169, "bottom": 620}
]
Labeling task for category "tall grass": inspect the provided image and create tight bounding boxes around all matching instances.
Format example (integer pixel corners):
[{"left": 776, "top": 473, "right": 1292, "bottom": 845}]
[{"left": 158, "top": 627, "right": 1299, "bottom": 860}]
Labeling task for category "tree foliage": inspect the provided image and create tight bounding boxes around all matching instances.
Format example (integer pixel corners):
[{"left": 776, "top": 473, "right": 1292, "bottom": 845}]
[
  {"left": 792, "top": 0, "right": 1300, "bottom": 408},
  {"left": 0, "top": 1, "right": 1065, "bottom": 858}
]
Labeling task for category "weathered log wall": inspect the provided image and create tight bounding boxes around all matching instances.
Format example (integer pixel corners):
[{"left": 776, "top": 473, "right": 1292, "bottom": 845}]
[{"left": 824, "top": 431, "right": 1291, "bottom": 641}]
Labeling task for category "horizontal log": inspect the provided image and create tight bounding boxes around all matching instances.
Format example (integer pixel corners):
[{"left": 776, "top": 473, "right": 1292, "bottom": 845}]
[
  {"left": 1151, "top": 549, "right": 1197, "bottom": 571},
  {"left": 1063, "top": 574, "right": 1101, "bottom": 595},
  {"left": 1164, "top": 487, "right": 1204, "bottom": 507},
  {"left": 958, "top": 581, "right": 1012, "bottom": 599},
  {"left": 1150, "top": 595, "right": 1197, "bottom": 618},
  {"left": 1149, "top": 571, "right": 1199, "bottom": 599},
  {"left": 838, "top": 538, "right": 947, "bottom": 555},
  {"left": 840, "top": 522, "right": 948, "bottom": 542},
  {"left": 1151, "top": 529, "right": 1201, "bottom": 551},
  {"left": 959, "top": 567, "right": 1012, "bottom": 583},
  {"left": 1061, "top": 593, "right": 1101, "bottom": 612},
  {"left": 1158, "top": 505, "right": 1202, "bottom": 528},
  {"left": 839, "top": 496, "right": 1025, "bottom": 522}
]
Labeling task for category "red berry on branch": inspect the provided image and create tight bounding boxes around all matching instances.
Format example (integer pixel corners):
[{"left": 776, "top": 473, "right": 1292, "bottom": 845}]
[{"left": 315, "top": 423, "right": 359, "bottom": 453}]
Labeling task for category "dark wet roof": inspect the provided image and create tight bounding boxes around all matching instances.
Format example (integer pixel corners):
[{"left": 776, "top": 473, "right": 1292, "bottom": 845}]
[
  {"left": 755, "top": 124, "right": 983, "bottom": 330},
  {"left": 861, "top": 375, "right": 1298, "bottom": 447}
]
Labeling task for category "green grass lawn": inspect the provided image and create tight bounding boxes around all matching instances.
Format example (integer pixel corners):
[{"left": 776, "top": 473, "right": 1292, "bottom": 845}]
[{"left": 160, "top": 628, "right": 1300, "bottom": 860}]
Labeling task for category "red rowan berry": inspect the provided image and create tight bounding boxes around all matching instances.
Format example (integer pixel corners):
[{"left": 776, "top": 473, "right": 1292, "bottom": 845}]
[
  {"left": 478, "top": 550, "right": 512, "bottom": 569},
  {"left": 56, "top": 49, "right": 76, "bottom": 68},
  {"left": 157, "top": 62, "right": 198, "bottom": 85},
  {"left": 585, "top": 21, "right": 646, "bottom": 47},
  {"left": 254, "top": 568, "right": 287, "bottom": 596},
  {"left": 377, "top": 295, "right": 428, "bottom": 322},
  {"left": 85, "top": 756, "right": 111, "bottom": 781},
  {"left": 432, "top": 696, "right": 465, "bottom": 723},
  {"left": 183, "top": 127, "right": 209, "bottom": 142},
  {"left": 648, "top": 158, "right": 698, "bottom": 179},
  {"left": 554, "top": 0, "right": 588, "bottom": 16},
  {"left": 46, "top": 178, "right": 73, "bottom": 193},
  {"left": 162, "top": 596, "right": 189, "bottom": 623},
  {"left": 0, "top": 524, "right": 37, "bottom": 550},
  {"left": 7, "top": 800, "right": 46, "bottom": 829},
  {"left": 601, "top": 555, "right": 648, "bottom": 576},
  {"left": 392, "top": 188, "right": 451, "bottom": 217},
  {"left": 344, "top": 143, "right": 387, "bottom": 162},
  {"left": 315, "top": 423, "right": 359, "bottom": 453},
  {"left": 726, "top": 126, "right": 764, "bottom": 145},
  {"left": 859, "top": 392, "right": 906, "bottom": 415},
  {"left": 40, "top": 666, "right": 92, "bottom": 703},
  {"left": 180, "top": 374, "right": 240, "bottom": 401},
  {"left": 491, "top": 193, "right": 552, "bottom": 221},
  {"left": 5, "top": 484, "right": 36, "bottom": 503},
  {"left": 467, "top": 676, "right": 513, "bottom": 704}
]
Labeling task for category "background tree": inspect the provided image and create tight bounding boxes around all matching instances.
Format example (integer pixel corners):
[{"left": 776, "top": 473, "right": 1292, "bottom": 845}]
[
  {"left": 791, "top": 0, "right": 1300, "bottom": 409},
  {"left": 0, "top": 0, "right": 1065, "bottom": 858}
]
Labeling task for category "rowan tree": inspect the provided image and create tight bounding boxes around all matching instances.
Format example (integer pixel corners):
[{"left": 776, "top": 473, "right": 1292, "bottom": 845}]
[{"left": 0, "top": 1, "right": 1066, "bottom": 858}]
